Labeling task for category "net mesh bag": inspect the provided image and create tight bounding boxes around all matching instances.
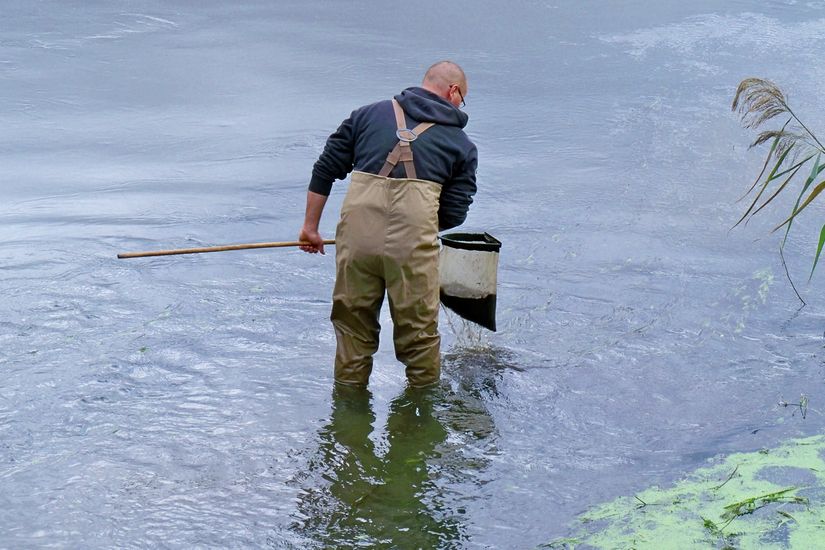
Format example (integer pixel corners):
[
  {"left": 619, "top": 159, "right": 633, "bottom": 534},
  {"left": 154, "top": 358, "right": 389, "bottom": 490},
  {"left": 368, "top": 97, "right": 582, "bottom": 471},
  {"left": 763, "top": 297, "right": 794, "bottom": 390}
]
[{"left": 438, "top": 233, "right": 501, "bottom": 331}]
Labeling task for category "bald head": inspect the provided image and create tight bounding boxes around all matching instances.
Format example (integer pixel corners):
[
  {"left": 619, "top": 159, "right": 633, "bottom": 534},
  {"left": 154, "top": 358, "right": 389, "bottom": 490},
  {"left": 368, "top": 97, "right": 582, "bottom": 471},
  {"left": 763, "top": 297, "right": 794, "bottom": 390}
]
[{"left": 422, "top": 61, "right": 467, "bottom": 106}]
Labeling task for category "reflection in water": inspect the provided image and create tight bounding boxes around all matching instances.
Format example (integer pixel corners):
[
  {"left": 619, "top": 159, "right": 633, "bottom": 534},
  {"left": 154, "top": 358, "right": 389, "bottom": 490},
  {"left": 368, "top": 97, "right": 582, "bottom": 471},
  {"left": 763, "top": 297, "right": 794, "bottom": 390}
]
[
  {"left": 292, "top": 348, "right": 506, "bottom": 548},
  {"left": 294, "top": 386, "right": 463, "bottom": 548}
]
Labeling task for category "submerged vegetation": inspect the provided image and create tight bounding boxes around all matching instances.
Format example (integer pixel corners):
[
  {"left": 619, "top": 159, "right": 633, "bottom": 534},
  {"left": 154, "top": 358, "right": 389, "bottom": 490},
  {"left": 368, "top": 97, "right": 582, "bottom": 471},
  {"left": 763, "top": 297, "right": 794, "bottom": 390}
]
[{"left": 732, "top": 78, "right": 825, "bottom": 283}]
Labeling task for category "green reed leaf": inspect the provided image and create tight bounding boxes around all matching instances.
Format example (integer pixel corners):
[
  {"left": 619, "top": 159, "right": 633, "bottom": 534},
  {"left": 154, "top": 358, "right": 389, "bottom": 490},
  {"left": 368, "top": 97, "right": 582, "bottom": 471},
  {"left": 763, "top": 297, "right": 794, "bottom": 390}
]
[
  {"left": 734, "top": 146, "right": 793, "bottom": 228},
  {"left": 768, "top": 153, "right": 815, "bottom": 183},
  {"left": 775, "top": 178, "right": 825, "bottom": 231},
  {"left": 750, "top": 161, "right": 805, "bottom": 219},
  {"left": 809, "top": 224, "right": 825, "bottom": 280},
  {"left": 738, "top": 129, "right": 783, "bottom": 201},
  {"left": 778, "top": 153, "right": 825, "bottom": 243}
]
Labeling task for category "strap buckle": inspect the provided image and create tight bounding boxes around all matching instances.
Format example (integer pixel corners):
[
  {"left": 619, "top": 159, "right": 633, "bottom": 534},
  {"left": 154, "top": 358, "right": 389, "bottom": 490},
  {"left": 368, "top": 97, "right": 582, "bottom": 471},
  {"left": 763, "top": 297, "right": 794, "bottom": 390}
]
[{"left": 396, "top": 128, "right": 418, "bottom": 143}]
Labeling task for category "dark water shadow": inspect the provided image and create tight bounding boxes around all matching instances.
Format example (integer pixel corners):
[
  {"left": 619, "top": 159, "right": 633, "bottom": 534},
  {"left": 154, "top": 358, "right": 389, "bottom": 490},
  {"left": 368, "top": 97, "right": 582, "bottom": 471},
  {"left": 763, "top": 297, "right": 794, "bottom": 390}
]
[
  {"left": 442, "top": 344, "right": 523, "bottom": 399},
  {"left": 289, "top": 347, "right": 511, "bottom": 548}
]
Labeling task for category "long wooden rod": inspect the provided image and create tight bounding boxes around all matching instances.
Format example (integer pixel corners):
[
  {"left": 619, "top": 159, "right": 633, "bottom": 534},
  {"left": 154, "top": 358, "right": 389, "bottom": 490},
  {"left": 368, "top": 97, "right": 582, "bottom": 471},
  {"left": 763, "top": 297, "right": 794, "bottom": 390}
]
[{"left": 117, "top": 239, "right": 336, "bottom": 259}]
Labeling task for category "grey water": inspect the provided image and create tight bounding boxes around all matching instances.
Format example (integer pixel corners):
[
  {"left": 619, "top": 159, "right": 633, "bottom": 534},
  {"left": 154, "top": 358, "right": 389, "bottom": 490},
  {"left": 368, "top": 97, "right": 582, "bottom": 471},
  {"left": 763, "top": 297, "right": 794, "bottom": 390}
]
[{"left": 3, "top": 0, "right": 825, "bottom": 547}]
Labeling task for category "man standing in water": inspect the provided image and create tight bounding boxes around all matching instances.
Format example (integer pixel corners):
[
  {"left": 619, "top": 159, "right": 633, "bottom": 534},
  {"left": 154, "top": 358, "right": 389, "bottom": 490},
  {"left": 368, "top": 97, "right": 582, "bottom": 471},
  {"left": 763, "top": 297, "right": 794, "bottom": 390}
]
[{"left": 298, "top": 61, "right": 478, "bottom": 387}]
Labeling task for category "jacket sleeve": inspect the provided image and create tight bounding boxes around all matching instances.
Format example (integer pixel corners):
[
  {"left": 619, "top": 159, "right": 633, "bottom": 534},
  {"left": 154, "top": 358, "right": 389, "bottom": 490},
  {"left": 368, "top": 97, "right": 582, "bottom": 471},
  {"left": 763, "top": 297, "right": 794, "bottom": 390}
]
[
  {"left": 438, "top": 143, "right": 478, "bottom": 230},
  {"left": 308, "top": 111, "right": 357, "bottom": 196}
]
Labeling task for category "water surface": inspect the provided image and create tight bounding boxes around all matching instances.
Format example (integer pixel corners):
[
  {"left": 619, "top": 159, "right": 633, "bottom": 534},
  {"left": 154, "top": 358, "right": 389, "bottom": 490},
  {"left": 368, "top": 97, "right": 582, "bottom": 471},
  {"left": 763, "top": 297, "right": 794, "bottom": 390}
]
[{"left": 3, "top": 1, "right": 825, "bottom": 547}]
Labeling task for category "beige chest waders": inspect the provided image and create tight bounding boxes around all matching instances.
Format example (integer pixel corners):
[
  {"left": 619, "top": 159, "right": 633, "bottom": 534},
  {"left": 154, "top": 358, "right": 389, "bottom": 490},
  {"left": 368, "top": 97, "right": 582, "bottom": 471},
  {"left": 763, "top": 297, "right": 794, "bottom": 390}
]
[{"left": 332, "top": 100, "right": 441, "bottom": 387}]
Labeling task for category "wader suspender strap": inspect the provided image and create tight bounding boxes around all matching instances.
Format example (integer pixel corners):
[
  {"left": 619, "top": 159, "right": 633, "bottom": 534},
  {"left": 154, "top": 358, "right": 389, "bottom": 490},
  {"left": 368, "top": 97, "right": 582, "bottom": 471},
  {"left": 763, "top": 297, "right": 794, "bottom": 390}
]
[{"left": 378, "top": 99, "right": 435, "bottom": 179}]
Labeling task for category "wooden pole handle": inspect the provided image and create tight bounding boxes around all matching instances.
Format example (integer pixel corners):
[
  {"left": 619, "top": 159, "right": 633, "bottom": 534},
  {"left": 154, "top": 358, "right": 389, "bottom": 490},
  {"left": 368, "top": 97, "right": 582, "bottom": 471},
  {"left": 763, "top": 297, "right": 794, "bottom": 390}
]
[{"left": 117, "top": 239, "right": 336, "bottom": 259}]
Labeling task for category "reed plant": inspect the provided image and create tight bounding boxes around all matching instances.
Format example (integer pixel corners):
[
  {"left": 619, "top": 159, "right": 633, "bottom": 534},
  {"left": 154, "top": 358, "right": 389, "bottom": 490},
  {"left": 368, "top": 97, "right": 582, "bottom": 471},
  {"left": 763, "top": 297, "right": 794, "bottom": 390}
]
[{"left": 732, "top": 78, "right": 825, "bottom": 279}]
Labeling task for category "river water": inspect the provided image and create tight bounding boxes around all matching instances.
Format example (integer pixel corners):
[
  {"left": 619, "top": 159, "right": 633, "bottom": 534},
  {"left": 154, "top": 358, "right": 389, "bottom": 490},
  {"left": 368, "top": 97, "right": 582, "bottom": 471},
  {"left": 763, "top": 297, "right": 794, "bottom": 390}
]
[{"left": 3, "top": 1, "right": 825, "bottom": 548}]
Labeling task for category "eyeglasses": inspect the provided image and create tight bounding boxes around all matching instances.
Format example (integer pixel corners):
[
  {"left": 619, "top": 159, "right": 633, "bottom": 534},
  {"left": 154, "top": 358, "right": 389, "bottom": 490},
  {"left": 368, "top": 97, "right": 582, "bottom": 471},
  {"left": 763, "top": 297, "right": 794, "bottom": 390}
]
[{"left": 452, "top": 85, "right": 466, "bottom": 108}]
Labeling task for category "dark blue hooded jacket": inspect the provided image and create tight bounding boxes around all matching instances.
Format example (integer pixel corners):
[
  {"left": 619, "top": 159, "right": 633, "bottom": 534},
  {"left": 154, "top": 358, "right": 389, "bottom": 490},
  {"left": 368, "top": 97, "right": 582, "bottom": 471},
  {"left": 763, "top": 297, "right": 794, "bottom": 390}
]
[{"left": 309, "top": 87, "right": 478, "bottom": 230}]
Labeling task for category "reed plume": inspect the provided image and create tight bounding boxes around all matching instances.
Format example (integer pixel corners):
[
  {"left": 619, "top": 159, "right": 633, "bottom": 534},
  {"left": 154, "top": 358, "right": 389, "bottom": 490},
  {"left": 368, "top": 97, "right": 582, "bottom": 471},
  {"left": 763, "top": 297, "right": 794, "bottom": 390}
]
[{"left": 732, "top": 78, "right": 823, "bottom": 155}]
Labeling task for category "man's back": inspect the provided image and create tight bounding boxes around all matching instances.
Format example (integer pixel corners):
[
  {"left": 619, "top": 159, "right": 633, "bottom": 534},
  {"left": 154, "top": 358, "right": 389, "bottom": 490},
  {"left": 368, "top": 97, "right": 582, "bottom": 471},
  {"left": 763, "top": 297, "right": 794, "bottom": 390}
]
[{"left": 310, "top": 86, "right": 477, "bottom": 230}]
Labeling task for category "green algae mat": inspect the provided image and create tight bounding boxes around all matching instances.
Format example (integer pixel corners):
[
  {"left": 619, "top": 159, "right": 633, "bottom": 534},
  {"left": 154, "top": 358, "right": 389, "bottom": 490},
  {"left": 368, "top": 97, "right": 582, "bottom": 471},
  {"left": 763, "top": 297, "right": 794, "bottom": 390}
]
[{"left": 548, "top": 435, "right": 825, "bottom": 549}]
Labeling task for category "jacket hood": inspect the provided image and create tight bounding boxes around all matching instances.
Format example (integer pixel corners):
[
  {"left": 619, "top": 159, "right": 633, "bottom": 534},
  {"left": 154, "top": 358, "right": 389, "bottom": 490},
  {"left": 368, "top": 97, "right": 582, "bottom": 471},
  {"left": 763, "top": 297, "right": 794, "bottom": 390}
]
[{"left": 394, "top": 87, "right": 469, "bottom": 128}]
